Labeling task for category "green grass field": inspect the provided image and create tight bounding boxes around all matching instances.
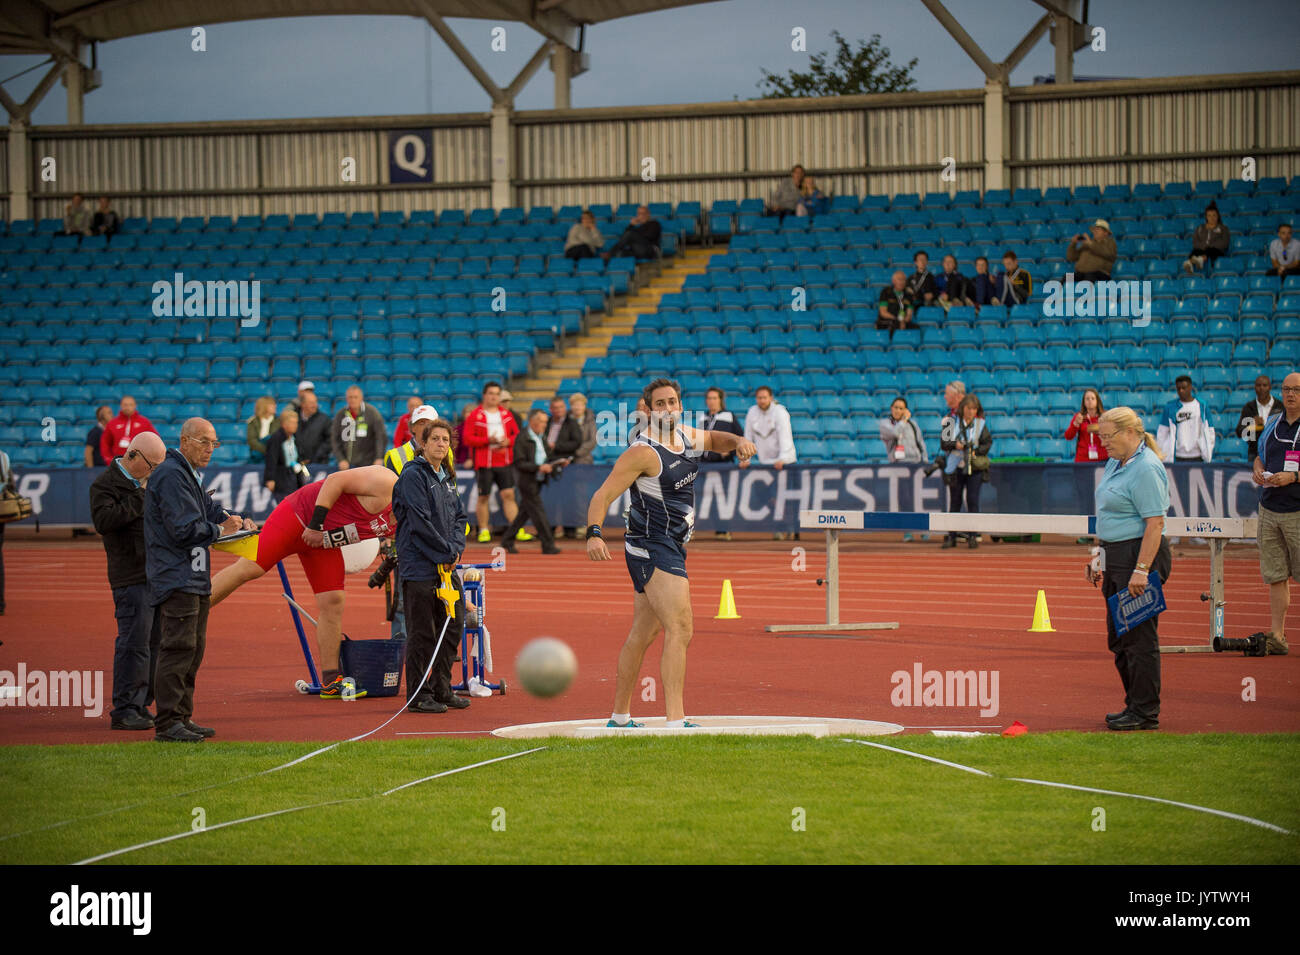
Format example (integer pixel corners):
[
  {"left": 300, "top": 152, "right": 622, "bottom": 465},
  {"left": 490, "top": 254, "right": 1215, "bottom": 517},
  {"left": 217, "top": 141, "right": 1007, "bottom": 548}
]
[{"left": 2, "top": 734, "right": 1297, "bottom": 864}]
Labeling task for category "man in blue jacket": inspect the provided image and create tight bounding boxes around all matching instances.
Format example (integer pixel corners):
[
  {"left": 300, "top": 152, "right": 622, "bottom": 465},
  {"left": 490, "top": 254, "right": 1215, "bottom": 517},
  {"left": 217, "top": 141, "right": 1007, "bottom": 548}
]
[
  {"left": 393, "top": 416, "right": 471, "bottom": 713},
  {"left": 145, "top": 418, "right": 253, "bottom": 742}
]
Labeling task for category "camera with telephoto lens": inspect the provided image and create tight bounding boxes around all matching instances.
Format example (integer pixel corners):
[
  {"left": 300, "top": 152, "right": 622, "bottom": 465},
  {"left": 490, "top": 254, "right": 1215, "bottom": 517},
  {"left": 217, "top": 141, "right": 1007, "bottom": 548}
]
[
  {"left": 368, "top": 544, "right": 398, "bottom": 589},
  {"left": 922, "top": 453, "right": 946, "bottom": 478},
  {"left": 1212, "top": 633, "right": 1268, "bottom": 656}
]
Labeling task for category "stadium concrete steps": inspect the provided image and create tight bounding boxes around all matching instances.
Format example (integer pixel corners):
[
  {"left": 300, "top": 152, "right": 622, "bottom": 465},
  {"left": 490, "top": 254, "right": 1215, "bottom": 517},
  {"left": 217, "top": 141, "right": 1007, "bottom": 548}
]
[{"left": 511, "top": 247, "right": 715, "bottom": 403}]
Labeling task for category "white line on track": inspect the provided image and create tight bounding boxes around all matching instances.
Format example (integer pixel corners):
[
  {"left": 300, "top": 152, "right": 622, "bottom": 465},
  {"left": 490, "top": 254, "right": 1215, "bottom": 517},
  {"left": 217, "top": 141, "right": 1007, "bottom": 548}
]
[
  {"left": 72, "top": 747, "right": 548, "bottom": 865},
  {"left": 843, "top": 739, "right": 1293, "bottom": 834}
]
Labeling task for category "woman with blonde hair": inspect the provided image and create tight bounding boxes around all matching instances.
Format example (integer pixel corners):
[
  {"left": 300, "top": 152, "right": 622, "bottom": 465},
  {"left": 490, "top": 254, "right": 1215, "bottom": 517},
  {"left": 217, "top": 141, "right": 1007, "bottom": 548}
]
[
  {"left": 1086, "top": 406, "right": 1171, "bottom": 731},
  {"left": 246, "top": 395, "right": 277, "bottom": 463}
]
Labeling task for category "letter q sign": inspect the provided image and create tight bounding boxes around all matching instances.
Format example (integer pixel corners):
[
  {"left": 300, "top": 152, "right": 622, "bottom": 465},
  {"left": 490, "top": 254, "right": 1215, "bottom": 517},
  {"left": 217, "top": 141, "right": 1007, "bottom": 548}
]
[{"left": 389, "top": 130, "right": 433, "bottom": 183}]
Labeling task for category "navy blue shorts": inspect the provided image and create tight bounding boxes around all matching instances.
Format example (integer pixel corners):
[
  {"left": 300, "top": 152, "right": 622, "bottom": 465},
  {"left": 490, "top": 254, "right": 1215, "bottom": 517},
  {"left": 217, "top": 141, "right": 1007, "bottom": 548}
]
[{"left": 624, "top": 536, "right": 688, "bottom": 594}]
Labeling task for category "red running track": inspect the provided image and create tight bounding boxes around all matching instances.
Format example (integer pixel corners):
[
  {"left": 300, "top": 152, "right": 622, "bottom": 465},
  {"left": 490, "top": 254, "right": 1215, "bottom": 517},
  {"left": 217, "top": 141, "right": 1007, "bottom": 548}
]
[{"left": 0, "top": 535, "right": 1295, "bottom": 744}]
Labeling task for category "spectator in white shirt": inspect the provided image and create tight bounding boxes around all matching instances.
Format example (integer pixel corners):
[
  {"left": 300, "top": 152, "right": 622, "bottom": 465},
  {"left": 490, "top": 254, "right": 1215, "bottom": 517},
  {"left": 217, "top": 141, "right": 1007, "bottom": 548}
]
[
  {"left": 742, "top": 386, "right": 796, "bottom": 469},
  {"left": 1156, "top": 375, "right": 1215, "bottom": 462},
  {"left": 1267, "top": 223, "right": 1300, "bottom": 279}
]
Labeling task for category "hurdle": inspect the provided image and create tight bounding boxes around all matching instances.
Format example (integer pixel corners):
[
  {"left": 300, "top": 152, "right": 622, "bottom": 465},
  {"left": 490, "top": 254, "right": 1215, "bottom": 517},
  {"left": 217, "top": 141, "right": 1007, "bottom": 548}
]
[{"left": 764, "top": 511, "right": 1258, "bottom": 652}]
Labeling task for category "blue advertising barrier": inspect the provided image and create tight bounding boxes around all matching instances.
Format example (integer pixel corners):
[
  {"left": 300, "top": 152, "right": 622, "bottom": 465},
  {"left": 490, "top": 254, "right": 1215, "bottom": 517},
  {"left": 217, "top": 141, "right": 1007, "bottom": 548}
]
[{"left": 12, "top": 461, "right": 1268, "bottom": 531}]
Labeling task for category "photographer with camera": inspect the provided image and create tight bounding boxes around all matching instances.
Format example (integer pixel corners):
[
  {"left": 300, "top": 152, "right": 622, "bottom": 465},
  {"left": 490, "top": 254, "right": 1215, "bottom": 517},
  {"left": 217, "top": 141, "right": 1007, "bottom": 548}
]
[
  {"left": 503, "top": 409, "right": 565, "bottom": 554},
  {"left": 938, "top": 395, "right": 993, "bottom": 550}
]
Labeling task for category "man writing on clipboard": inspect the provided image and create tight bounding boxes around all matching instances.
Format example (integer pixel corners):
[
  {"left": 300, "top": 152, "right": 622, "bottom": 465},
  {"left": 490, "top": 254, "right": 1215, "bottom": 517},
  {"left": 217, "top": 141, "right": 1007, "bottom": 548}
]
[{"left": 1086, "top": 407, "right": 1172, "bottom": 732}]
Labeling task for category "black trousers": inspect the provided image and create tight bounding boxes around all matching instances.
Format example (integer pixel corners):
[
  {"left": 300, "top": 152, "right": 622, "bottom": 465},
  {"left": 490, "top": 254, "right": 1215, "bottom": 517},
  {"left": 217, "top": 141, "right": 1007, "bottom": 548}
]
[
  {"left": 402, "top": 576, "right": 464, "bottom": 703},
  {"left": 504, "top": 480, "right": 557, "bottom": 548},
  {"left": 565, "top": 244, "right": 598, "bottom": 259},
  {"left": 110, "top": 583, "right": 161, "bottom": 721},
  {"left": 1101, "top": 537, "right": 1172, "bottom": 721},
  {"left": 609, "top": 236, "right": 656, "bottom": 260},
  {"left": 155, "top": 592, "right": 209, "bottom": 731},
  {"left": 1074, "top": 270, "right": 1111, "bottom": 281},
  {"left": 946, "top": 470, "right": 983, "bottom": 540}
]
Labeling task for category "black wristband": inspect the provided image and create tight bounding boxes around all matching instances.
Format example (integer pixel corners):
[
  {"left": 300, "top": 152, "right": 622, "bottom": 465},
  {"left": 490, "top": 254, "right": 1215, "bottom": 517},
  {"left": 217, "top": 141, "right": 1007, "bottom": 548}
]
[
  {"left": 308, "top": 505, "right": 330, "bottom": 531},
  {"left": 587, "top": 524, "right": 603, "bottom": 539}
]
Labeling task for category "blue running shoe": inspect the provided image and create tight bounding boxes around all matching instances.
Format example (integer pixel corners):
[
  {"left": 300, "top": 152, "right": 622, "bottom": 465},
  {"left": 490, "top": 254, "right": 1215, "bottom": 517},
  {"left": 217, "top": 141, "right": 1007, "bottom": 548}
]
[{"left": 606, "top": 718, "right": 644, "bottom": 728}]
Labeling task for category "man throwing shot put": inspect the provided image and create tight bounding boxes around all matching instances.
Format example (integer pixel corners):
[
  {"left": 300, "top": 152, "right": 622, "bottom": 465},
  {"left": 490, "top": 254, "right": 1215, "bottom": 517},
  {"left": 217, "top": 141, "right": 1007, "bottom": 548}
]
[
  {"left": 585, "top": 377, "right": 757, "bottom": 728},
  {"left": 210, "top": 465, "right": 398, "bottom": 699}
]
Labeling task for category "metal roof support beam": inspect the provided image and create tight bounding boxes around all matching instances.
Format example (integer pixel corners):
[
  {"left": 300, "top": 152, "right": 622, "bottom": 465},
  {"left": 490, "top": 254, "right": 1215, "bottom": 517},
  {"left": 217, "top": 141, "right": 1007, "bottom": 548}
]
[
  {"left": 490, "top": 102, "right": 512, "bottom": 211},
  {"left": 551, "top": 43, "right": 572, "bottom": 109},
  {"left": 918, "top": 0, "right": 1000, "bottom": 81},
  {"left": 504, "top": 39, "right": 554, "bottom": 102},
  {"left": 1002, "top": 14, "right": 1051, "bottom": 74},
  {"left": 1, "top": 59, "right": 68, "bottom": 123},
  {"left": 7, "top": 119, "right": 31, "bottom": 221},
  {"left": 414, "top": 0, "right": 506, "bottom": 105},
  {"left": 65, "top": 37, "right": 85, "bottom": 124}
]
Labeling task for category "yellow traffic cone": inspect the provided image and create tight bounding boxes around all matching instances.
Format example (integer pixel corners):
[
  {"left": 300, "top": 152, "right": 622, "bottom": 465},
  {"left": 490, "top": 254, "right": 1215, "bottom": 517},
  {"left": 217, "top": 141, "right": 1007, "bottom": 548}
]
[
  {"left": 1028, "top": 589, "right": 1055, "bottom": 632},
  {"left": 715, "top": 579, "right": 741, "bottom": 619}
]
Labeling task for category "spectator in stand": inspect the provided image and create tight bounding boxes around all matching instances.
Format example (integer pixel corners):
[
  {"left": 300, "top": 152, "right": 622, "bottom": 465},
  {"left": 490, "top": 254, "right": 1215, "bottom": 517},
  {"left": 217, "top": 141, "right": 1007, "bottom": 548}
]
[
  {"left": 993, "top": 250, "right": 1032, "bottom": 305},
  {"left": 879, "top": 397, "right": 928, "bottom": 463},
  {"left": 701, "top": 386, "right": 745, "bottom": 540},
  {"left": 768, "top": 164, "right": 806, "bottom": 219},
  {"left": 454, "top": 403, "right": 476, "bottom": 468},
  {"left": 969, "top": 256, "right": 996, "bottom": 308},
  {"left": 85, "top": 405, "right": 112, "bottom": 467},
  {"left": 331, "top": 385, "right": 387, "bottom": 469},
  {"left": 1066, "top": 388, "right": 1108, "bottom": 463},
  {"left": 796, "top": 173, "right": 828, "bottom": 217},
  {"left": 1155, "top": 375, "right": 1215, "bottom": 462},
  {"left": 100, "top": 396, "right": 158, "bottom": 465},
  {"left": 464, "top": 382, "right": 526, "bottom": 543},
  {"left": 287, "top": 380, "right": 315, "bottom": 416},
  {"left": 906, "top": 251, "right": 938, "bottom": 307},
  {"left": 1238, "top": 375, "right": 1279, "bottom": 464},
  {"left": 1182, "top": 203, "right": 1230, "bottom": 274},
  {"left": 63, "top": 193, "right": 92, "bottom": 236},
  {"left": 936, "top": 253, "right": 973, "bottom": 312},
  {"left": 565, "top": 210, "right": 604, "bottom": 260},
  {"left": 392, "top": 395, "right": 422, "bottom": 448},
  {"left": 1267, "top": 222, "right": 1300, "bottom": 280},
  {"left": 92, "top": 196, "right": 121, "bottom": 238},
  {"left": 245, "top": 396, "right": 277, "bottom": 464},
  {"left": 568, "top": 393, "right": 598, "bottom": 465},
  {"left": 940, "top": 395, "right": 993, "bottom": 550},
  {"left": 545, "top": 396, "right": 583, "bottom": 460},
  {"left": 603, "top": 205, "right": 662, "bottom": 262},
  {"left": 1067, "top": 219, "right": 1118, "bottom": 281},
  {"left": 742, "top": 386, "right": 796, "bottom": 473},
  {"left": 264, "top": 409, "right": 309, "bottom": 504},
  {"left": 877, "top": 270, "right": 917, "bottom": 336},
  {"left": 881, "top": 396, "right": 929, "bottom": 542},
  {"left": 295, "top": 390, "right": 331, "bottom": 468},
  {"left": 743, "top": 385, "right": 798, "bottom": 540}
]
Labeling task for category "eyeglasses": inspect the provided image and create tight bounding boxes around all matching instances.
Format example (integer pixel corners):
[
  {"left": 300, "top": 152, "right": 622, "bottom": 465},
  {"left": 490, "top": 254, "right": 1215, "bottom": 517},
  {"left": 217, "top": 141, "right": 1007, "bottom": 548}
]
[
  {"left": 185, "top": 436, "right": 221, "bottom": 449},
  {"left": 1096, "top": 431, "right": 1119, "bottom": 441},
  {"left": 1282, "top": 387, "right": 1300, "bottom": 395}
]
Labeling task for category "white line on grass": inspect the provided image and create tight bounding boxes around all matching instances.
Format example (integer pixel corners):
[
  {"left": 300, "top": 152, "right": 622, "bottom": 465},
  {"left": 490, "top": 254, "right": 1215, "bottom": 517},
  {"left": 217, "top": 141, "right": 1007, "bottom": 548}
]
[
  {"left": 1006, "top": 777, "right": 1294, "bottom": 835},
  {"left": 72, "top": 747, "right": 548, "bottom": 865},
  {"left": 844, "top": 739, "right": 993, "bottom": 776},
  {"left": 843, "top": 739, "right": 1294, "bottom": 835}
]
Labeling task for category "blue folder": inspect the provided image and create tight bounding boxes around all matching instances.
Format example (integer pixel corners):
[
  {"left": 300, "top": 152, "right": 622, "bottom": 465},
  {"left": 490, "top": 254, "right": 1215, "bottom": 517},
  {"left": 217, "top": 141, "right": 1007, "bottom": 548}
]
[{"left": 1107, "top": 572, "right": 1166, "bottom": 635}]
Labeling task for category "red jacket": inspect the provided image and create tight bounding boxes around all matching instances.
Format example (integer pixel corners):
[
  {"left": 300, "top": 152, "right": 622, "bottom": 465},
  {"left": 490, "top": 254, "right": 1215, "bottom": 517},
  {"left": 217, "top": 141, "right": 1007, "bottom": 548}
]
[
  {"left": 100, "top": 413, "right": 158, "bottom": 463},
  {"left": 463, "top": 405, "right": 519, "bottom": 468},
  {"left": 393, "top": 412, "right": 412, "bottom": 448},
  {"left": 1064, "top": 413, "right": 1109, "bottom": 462}
]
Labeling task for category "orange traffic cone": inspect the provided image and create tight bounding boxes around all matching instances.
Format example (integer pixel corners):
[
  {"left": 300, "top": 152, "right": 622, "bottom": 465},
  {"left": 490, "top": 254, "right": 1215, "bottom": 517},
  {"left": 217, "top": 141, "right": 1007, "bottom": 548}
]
[
  {"left": 1002, "top": 721, "right": 1028, "bottom": 737},
  {"left": 715, "top": 579, "right": 741, "bottom": 619},
  {"left": 1028, "top": 589, "right": 1055, "bottom": 632}
]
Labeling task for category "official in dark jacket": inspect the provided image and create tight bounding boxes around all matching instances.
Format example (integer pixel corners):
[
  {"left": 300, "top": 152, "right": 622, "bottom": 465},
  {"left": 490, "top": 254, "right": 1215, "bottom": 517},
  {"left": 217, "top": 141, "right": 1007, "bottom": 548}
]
[
  {"left": 504, "top": 409, "right": 564, "bottom": 554},
  {"left": 393, "top": 417, "right": 471, "bottom": 713},
  {"left": 295, "top": 391, "right": 332, "bottom": 466},
  {"left": 144, "top": 418, "right": 251, "bottom": 742},
  {"left": 263, "top": 410, "right": 309, "bottom": 504},
  {"left": 90, "top": 432, "right": 167, "bottom": 731}
]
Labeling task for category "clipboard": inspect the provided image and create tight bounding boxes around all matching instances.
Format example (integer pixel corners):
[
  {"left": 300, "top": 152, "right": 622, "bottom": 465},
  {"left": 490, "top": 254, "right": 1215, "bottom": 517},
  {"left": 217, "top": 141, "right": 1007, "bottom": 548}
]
[{"left": 1107, "top": 572, "right": 1166, "bottom": 635}]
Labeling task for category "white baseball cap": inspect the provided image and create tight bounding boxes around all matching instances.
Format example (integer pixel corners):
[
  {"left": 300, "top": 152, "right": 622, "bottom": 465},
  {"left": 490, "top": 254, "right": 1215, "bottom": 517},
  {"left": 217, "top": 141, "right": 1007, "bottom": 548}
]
[
  {"left": 297, "top": 380, "right": 316, "bottom": 392},
  {"left": 410, "top": 404, "right": 440, "bottom": 424},
  {"left": 1093, "top": 219, "right": 1111, "bottom": 233}
]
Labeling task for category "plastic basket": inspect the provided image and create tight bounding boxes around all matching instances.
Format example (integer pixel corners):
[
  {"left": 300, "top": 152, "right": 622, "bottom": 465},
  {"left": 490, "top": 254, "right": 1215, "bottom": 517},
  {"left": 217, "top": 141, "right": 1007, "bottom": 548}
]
[{"left": 339, "top": 635, "right": 406, "bottom": 698}]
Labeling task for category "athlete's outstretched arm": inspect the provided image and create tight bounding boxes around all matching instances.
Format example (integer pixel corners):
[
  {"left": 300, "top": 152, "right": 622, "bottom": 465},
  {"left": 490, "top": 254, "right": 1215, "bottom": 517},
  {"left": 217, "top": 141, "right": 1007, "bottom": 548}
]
[
  {"left": 585, "top": 445, "right": 656, "bottom": 561},
  {"left": 684, "top": 425, "right": 757, "bottom": 462}
]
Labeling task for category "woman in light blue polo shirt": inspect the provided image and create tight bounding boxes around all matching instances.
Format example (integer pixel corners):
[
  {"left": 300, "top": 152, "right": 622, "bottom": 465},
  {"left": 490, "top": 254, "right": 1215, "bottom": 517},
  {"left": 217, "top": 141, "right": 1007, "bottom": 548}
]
[{"left": 1087, "top": 407, "right": 1172, "bottom": 732}]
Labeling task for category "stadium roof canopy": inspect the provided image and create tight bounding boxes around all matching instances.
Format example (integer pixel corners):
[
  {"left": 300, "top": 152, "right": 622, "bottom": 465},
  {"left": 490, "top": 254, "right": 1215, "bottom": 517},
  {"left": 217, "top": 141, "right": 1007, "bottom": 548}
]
[{"left": 1, "top": 0, "right": 717, "bottom": 55}]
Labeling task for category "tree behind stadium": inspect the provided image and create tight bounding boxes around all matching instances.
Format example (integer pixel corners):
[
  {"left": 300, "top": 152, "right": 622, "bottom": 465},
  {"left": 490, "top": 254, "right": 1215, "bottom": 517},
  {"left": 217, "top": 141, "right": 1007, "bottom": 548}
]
[{"left": 758, "top": 31, "right": 918, "bottom": 98}]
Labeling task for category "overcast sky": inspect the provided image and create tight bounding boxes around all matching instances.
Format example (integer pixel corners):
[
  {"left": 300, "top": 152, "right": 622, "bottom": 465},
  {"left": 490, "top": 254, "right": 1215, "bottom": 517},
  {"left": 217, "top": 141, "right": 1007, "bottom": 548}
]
[{"left": 3, "top": 0, "right": 1299, "bottom": 125}]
